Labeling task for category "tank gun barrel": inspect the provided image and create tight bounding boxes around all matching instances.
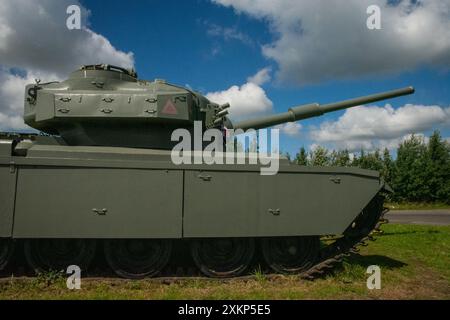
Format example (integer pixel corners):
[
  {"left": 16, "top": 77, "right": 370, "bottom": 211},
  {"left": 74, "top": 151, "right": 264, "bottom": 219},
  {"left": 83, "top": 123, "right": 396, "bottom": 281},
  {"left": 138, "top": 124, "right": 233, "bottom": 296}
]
[{"left": 232, "top": 86, "right": 414, "bottom": 131}]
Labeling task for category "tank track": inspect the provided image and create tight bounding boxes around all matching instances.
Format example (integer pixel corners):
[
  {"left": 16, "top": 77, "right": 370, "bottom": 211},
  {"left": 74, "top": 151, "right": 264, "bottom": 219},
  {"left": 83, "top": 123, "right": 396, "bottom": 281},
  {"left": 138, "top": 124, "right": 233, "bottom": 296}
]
[{"left": 0, "top": 195, "right": 388, "bottom": 281}]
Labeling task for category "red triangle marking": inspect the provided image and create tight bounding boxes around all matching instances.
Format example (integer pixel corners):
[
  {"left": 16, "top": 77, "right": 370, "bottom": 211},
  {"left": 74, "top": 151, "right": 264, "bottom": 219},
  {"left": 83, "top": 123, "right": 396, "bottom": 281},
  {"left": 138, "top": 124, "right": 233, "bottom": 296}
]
[{"left": 161, "top": 99, "right": 178, "bottom": 115}]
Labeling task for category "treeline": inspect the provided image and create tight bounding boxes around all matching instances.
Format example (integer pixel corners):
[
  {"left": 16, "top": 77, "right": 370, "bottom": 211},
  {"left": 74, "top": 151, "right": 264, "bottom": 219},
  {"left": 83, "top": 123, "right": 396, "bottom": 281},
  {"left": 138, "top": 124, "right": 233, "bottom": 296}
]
[{"left": 289, "top": 131, "right": 450, "bottom": 204}]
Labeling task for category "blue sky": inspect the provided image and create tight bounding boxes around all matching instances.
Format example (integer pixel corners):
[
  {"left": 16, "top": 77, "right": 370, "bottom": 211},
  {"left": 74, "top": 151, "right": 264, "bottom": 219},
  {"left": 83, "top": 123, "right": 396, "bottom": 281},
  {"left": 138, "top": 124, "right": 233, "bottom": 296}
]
[
  {"left": 82, "top": 0, "right": 272, "bottom": 89},
  {"left": 0, "top": 0, "right": 449, "bottom": 156}
]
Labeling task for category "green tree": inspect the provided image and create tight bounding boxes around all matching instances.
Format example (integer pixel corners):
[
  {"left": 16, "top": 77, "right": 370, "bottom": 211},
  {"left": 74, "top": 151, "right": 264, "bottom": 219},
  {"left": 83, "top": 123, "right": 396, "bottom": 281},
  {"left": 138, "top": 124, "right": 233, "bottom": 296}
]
[
  {"left": 392, "top": 134, "right": 429, "bottom": 202},
  {"left": 295, "top": 147, "right": 309, "bottom": 166},
  {"left": 426, "top": 131, "right": 450, "bottom": 203},
  {"left": 352, "top": 148, "right": 365, "bottom": 167},
  {"left": 330, "top": 149, "right": 351, "bottom": 167},
  {"left": 356, "top": 149, "right": 383, "bottom": 171},
  {"left": 310, "top": 146, "right": 330, "bottom": 166},
  {"left": 381, "top": 148, "right": 393, "bottom": 185}
]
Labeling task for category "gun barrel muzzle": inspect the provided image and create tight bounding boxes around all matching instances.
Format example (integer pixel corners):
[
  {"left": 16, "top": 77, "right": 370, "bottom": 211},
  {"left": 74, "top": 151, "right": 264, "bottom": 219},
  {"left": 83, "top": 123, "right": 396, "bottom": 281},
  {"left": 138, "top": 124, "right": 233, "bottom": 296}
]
[
  {"left": 320, "top": 86, "right": 414, "bottom": 113},
  {"left": 233, "top": 86, "right": 415, "bottom": 131}
]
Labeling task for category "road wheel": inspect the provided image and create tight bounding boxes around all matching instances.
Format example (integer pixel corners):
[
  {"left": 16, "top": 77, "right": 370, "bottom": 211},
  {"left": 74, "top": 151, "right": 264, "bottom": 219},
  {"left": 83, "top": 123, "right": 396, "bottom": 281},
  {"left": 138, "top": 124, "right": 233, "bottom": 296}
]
[
  {"left": 104, "top": 239, "right": 172, "bottom": 279},
  {"left": 190, "top": 238, "right": 255, "bottom": 278},
  {"left": 24, "top": 239, "right": 96, "bottom": 274},
  {"left": 261, "top": 236, "right": 319, "bottom": 274},
  {"left": 0, "top": 239, "right": 14, "bottom": 271}
]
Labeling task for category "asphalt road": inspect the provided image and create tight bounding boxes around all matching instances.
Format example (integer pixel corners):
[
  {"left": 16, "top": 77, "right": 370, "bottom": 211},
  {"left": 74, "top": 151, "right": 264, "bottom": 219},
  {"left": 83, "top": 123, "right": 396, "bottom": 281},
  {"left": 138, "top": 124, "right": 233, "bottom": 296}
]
[{"left": 386, "top": 210, "right": 450, "bottom": 226}]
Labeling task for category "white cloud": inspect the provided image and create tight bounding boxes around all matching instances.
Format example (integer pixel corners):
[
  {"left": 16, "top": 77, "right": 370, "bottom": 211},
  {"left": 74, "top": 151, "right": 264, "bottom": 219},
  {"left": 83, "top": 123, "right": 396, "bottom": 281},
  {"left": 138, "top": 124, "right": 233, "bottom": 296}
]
[
  {"left": 206, "top": 74, "right": 273, "bottom": 119},
  {"left": 213, "top": 0, "right": 450, "bottom": 84},
  {"left": 0, "top": 71, "right": 35, "bottom": 115},
  {"left": 310, "top": 104, "right": 450, "bottom": 151},
  {"left": 276, "top": 122, "right": 302, "bottom": 136},
  {"left": 0, "top": 113, "right": 26, "bottom": 131},
  {"left": 247, "top": 67, "right": 271, "bottom": 85},
  {"left": 0, "top": 0, "right": 134, "bottom": 76},
  {"left": 0, "top": 0, "right": 134, "bottom": 130}
]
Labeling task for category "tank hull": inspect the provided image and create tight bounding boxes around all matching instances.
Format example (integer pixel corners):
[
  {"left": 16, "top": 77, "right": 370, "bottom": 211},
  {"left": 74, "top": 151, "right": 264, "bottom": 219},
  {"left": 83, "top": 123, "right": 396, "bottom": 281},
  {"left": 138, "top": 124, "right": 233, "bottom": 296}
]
[
  {"left": 5, "top": 66, "right": 408, "bottom": 278},
  {"left": 1, "top": 142, "right": 384, "bottom": 240}
]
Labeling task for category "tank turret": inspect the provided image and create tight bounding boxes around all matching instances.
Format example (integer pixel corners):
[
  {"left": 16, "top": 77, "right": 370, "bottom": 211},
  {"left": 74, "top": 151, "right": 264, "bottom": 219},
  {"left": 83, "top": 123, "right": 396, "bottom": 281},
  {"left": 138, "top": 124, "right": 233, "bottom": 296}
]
[
  {"left": 24, "top": 64, "right": 213, "bottom": 149},
  {"left": 24, "top": 64, "right": 414, "bottom": 149}
]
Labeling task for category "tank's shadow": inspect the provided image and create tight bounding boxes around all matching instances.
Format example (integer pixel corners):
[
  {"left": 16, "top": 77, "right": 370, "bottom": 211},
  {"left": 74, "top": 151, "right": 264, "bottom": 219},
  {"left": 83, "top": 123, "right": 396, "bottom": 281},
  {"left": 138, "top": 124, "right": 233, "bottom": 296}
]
[{"left": 343, "top": 254, "right": 407, "bottom": 270}]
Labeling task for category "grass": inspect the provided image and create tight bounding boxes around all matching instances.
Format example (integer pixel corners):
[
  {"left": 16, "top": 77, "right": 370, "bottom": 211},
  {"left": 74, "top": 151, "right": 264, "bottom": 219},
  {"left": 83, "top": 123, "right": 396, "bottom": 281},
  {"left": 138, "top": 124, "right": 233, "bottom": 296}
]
[
  {"left": 386, "top": 202, "right": 450, "bottom": 210},
  {"left": 0, "top": 224, "right": 449, "bottom": 300}
]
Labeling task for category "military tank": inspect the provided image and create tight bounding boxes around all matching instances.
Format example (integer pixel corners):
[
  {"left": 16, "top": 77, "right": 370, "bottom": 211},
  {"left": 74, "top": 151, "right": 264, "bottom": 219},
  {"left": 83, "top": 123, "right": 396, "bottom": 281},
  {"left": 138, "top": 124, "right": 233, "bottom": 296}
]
[{"left": 0, "top": 64, "right": 414, "bottom": 279}]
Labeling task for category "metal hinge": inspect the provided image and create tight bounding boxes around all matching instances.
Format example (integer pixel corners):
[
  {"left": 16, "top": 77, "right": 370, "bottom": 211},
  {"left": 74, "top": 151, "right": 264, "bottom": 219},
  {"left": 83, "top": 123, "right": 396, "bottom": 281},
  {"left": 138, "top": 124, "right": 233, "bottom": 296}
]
[
  {"left": 329, "top": 176, "right": 341, "bottom": 184},
  {"left": 92, "top": 208, "right": 108, "bottom": 216},
  {"left": 91, "top": 81, "right": 104, "bottom": 88},
  {"left": 268, "top": 208, "right": 281, "bottom": 216},
  {"left": 100, "top": 108, "right": 113, "bottom": 114},
  {"left": 174, "top": 96, "right": 187, "bottom": 103},
  {"left": 198, "top": 173, "right": 212, "bottom": 181},
  {"left": 57, "top": 108, "right": 70, "bottom": 113}
]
